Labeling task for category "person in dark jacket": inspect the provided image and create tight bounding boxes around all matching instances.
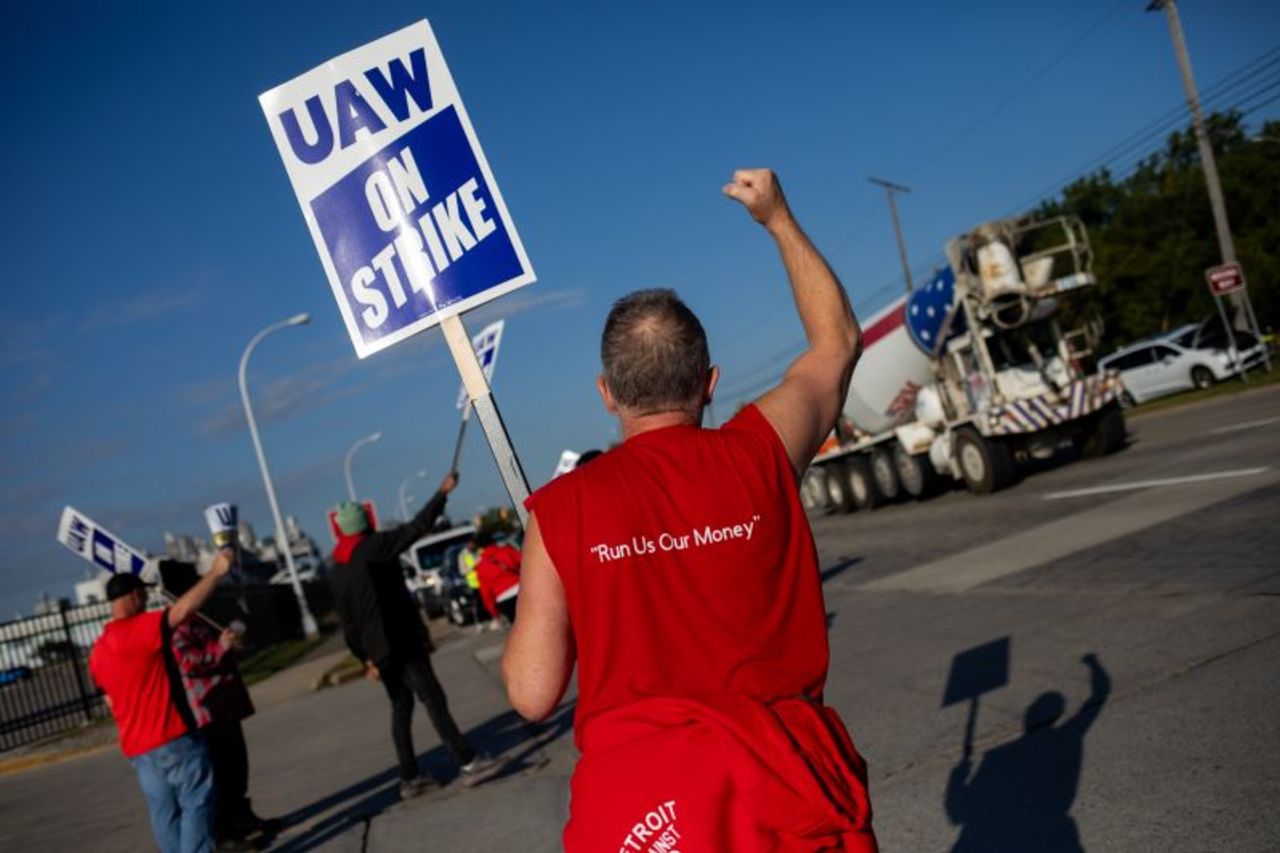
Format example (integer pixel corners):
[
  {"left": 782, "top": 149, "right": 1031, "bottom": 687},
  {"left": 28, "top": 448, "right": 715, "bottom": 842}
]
[{"left": 328, "top": 472, "right": 503, "bottom": 798}]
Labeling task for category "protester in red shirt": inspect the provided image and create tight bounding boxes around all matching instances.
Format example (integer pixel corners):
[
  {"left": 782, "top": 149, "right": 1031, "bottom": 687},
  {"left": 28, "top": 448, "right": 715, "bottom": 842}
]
[
  {"left": 472, "top": 530, "right": 521, "bottom": 623},
  {"left": 90, "top": 550, "right": 233, "bottom": 853},
  {"left": 504, "top": 169, "right": 876, "bottom": 851}
]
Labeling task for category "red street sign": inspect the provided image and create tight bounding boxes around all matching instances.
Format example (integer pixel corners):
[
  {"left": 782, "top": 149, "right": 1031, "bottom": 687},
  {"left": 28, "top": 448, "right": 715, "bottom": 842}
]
[{"left": 1206, "top": 263, "right": 1246, "bottom": 297}]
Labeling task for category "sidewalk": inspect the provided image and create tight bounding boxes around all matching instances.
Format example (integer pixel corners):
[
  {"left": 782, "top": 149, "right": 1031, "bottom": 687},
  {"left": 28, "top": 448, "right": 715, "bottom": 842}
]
[
  {"left": 0, "top": 620, "right": 577, "bottom": 852},
  {"left": 248, "top": 623, "right": 576, "bottom": 852}
]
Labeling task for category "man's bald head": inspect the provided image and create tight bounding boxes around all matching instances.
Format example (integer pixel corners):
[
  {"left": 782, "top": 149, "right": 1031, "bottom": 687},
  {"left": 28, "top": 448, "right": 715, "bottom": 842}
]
[{"left": 600, "top": 289, "right": 710, "bottom": 415}]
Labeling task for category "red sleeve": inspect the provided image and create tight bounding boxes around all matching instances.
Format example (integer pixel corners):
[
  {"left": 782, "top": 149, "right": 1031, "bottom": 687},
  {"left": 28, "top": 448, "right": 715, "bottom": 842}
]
[{"left": 134, "top": 610, "right": 167, "bottom": 653}]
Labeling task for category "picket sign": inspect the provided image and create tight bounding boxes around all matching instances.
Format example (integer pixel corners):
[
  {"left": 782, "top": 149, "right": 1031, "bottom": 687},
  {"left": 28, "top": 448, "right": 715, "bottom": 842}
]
[
  {"left": 57, "top": 507, "right": 149, "bottom": 577},
  {"left": 55, "top": 507, "right": 225, "bottom": 630},
  {"left": 260, "top": 20, "right": 532, "bottom": 522},
  {"left": 450, "top": 319, "right": 505, "bottom": 471}
]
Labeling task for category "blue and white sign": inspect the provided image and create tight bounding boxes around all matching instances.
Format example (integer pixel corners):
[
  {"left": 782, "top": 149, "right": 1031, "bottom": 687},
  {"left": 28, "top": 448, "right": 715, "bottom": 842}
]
[
  {"left": 259, "top": 21, "right": 536, "bottom": 359},
  {"left": 56, "top": 507, "right": 147, "bottom": 576},
  {"left": 456, "top": 319, "right": 505, "bottom": 409}
]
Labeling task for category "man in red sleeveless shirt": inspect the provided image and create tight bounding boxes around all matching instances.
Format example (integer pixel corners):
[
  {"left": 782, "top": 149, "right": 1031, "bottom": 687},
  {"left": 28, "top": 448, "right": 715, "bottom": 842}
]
[{"left": 504, "top": 169, "right": 876, "bottom": 851}]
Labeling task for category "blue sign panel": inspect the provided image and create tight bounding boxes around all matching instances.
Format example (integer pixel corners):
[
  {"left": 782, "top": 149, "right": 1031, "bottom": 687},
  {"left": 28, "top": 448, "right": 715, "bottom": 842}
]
[{"left": 310, "top": 109, "right": 525, "bottom": 346}]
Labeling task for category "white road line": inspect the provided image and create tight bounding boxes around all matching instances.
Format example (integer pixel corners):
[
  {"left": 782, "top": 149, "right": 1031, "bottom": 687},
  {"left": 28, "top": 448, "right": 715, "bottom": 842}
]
[
  {"left": 862, "top": 467, "right": 1280, "bottom": 594},
  {"left": 1042, "top": 467, "right": 1269, "bottom": 500},
  {"left": 1210, "top": 416, "right": 1280, "bottom": 435}
]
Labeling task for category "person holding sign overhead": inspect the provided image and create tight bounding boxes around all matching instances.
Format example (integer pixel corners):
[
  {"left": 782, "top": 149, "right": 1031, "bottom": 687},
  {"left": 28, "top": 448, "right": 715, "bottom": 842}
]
[
  {"left": 328, "top": 471, "right": 506, "bottom": 798},
  {"left": 90, "top": 551, "right": 235, "bottom": 853},
  {"left": 504, "top": 170, "right": 877, "bottom": 850},
  {"left": 160, "top": 560, "right": 278, "bottom": 848}
]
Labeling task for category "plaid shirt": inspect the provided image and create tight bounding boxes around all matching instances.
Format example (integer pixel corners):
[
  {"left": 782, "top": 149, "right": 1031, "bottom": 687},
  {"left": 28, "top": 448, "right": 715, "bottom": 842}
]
[{"left": 170, "top": 619, "right": 254, "bottom": 728}]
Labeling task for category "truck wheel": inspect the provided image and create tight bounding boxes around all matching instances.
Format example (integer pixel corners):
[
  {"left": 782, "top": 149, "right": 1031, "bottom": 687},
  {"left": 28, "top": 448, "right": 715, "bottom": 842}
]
[
  {"left": 893, "top": 443, "right": 938, "bottom": 499},
  {"left": 847, "top": 456, "right": 888, "bottom": 511},
  {"left": 1081, "top": 404, "right": 1127, "bottom": 459},
  {"left": 801, "top": 468, "right": 831, "bottom": 513},
  {"left": 823, "top": 463, "right": 856, "bottom": 513},
  {"left": 870, "top": 448, "right": 901, "bottom": 501},
  {"left": 956, "top": 429, "right": 1016, "bottom": 495},
  {"left": 1191, "top": 365, "right": 1215, "bottom": 389}
]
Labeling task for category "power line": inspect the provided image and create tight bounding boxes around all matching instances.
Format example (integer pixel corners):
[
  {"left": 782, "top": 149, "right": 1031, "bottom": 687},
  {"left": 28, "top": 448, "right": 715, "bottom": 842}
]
[
  {"left": 1003, "top": 44, "right": 1280, "bottom": 214},
  {"left": 903, "top": 0, "right": 1130, "bottom": 182}
]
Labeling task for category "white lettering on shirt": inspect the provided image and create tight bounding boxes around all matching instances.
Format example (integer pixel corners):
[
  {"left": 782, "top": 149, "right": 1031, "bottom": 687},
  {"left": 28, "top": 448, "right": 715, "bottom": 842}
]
[
  {"left": 617, "top": 800, "right": 679, "bottom": 853},
  {"left": 590, "top": 517, "right": 760, "bottom": 564}
]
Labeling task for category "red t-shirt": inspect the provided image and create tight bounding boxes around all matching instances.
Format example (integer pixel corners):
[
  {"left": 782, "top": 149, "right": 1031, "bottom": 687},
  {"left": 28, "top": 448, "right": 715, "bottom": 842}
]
[
  {"left": 90, "top": 610, "right": 191, "bottom": 757},
  {"left": 526, "top": 404, "right": 829, "bottom": 740}
]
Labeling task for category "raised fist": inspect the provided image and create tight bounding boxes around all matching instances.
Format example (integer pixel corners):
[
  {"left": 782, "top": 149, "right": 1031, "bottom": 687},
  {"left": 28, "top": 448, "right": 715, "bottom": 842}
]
[{"left": 722, "top": 169, "right": 792, "bottom": 231}]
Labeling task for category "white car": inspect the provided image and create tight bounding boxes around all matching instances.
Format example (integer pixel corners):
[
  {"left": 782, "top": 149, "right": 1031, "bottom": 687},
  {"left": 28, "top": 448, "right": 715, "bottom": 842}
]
[{"left": 1099, "top": 321, "right": 1267, "bottom": 405}]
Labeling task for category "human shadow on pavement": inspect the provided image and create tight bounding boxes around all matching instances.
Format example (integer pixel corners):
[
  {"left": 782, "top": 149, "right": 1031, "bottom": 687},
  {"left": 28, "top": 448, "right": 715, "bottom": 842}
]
[
  {"left": 943, "top": 646, "right": 1111, "bottom": 853},
  {"left": 268, "top": 702, "right": 576, "bottom": 852}
]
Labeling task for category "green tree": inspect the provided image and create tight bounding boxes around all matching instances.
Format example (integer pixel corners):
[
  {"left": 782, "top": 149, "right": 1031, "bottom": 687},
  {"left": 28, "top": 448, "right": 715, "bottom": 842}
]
[{"left": 1038, "top": 112, "right": 1278, "bottom": 350}]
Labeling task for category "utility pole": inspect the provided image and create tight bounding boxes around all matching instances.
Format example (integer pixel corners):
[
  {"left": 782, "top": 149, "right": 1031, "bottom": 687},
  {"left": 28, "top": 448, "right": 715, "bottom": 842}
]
[
  {"left": 869, "top": 177, "right": 914, "bottom": 294},
  {"left": 1148, "top": 0, "right": 1268, "bottom": 370}
]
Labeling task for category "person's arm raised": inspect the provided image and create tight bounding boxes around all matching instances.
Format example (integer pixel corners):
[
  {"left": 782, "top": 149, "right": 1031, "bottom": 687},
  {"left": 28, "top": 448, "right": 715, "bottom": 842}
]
[
  {"left": 501, "top": 511, "right": 575, "bottom": 721},
  {"left": 166, "top": 549, "right": 233, "bottom": 629},
  {"left": 722, "top": 169, "right": 862, "bottom": 477},
  {"left": 364, "top": 472, "right": 458, "bottom": 563}
]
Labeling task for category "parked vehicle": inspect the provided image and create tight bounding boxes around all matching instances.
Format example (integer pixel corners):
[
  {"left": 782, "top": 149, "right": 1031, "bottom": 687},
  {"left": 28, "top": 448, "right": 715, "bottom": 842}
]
[
  {"left": 802, "top": 214, "right": 1125, "bottom": 514},
  {"left": 400, "top": 524, "right": 476, "bottom": 621},
  {"left": 1100, "top": 319, "right": 1268, "bottom": 406}
]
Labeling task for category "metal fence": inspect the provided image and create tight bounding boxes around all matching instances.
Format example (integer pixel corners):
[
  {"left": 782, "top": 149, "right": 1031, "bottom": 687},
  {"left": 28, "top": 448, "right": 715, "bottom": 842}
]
[
  {"left": 0, "top": 582, "right": 331, "bottom": 753},
  {"left": 0, "top": 601, "right": 114, "bottom": 752}
]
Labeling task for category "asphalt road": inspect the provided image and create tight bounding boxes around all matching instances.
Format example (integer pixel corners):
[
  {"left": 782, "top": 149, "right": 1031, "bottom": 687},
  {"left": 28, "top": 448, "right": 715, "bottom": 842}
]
[{"left": 1, "top": 385, "right": 1277, "bottom": 851}]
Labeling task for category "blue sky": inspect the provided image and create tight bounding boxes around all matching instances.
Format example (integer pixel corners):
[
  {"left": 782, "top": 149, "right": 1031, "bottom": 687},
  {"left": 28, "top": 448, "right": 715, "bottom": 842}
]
[{"left": 2, "top": 1, "right": 1277, "bottom": 616}]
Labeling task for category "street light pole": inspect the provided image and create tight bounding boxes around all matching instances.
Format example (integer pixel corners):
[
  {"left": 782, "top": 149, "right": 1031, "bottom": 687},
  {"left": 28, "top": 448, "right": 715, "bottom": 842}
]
[
  {"left": 343, "top": 431, "right": 383, "bottom": 502},
  {"left": 1147, "top": 0, "right": 1268, "bottom": 370},
  {"left": 869, "top": 176, "right": 914, "bottom": 294},
  {"left": 238, "top": 313, "right": 319, "bottom": 639},
  {"left": 398, "top": 469, "right": 428, "bottom": 521}
]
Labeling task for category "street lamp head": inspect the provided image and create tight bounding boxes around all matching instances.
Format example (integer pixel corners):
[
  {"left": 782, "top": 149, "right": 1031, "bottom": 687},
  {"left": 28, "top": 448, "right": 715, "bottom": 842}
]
[
  {"left": 288, "top": 313, "right": 311, "bottom": 326},
  {"left": 370, "top": 431, "right": 383, "bottom": 442}
]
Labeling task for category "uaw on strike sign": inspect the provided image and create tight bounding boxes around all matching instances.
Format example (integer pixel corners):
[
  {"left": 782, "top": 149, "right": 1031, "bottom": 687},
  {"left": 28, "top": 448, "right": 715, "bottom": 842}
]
[{"left": 260, "top": 21, "right": 535, "bottom": 359}]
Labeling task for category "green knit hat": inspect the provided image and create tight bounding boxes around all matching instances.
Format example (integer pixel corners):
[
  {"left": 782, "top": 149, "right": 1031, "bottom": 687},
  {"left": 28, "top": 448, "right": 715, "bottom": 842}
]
[{"left": 335, "top": 501, "right": 369, "bottom": 535}]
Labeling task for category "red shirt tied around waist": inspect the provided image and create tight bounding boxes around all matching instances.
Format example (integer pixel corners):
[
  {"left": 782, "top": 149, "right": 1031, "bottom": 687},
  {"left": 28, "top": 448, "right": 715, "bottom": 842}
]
[{"left": 504, "top": 169, "right": 877, "bottom": 852}]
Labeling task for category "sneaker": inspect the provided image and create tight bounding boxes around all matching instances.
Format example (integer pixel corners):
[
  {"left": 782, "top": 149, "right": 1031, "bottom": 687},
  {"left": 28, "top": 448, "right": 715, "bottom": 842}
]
[
  {"left": 242, "top": 814, "right": 283, "bottom": 839},
  {"left": 458, "top": 752, "right": 507, "bottom": 787},
  {"left": 398, "top": 775, "right": 437, "bottom": 800}
]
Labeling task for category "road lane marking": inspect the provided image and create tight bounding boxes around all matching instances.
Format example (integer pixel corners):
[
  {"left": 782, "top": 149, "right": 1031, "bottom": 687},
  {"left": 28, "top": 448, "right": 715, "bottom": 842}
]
[
  {"left": 1210, "top": 416, "right": 1280, "bottom": 435},
  {"left": 1042, "top": 468, "right": 1268, "bottom": 500},
  {"left": 861, "top": 467, "right": 1280, "bottom": 594}
]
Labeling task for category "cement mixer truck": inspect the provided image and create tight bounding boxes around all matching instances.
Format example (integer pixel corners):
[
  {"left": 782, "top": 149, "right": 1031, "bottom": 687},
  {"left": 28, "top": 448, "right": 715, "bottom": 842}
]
[{"left": 800, "top": 214, "right": 1126, "bottom": 514}]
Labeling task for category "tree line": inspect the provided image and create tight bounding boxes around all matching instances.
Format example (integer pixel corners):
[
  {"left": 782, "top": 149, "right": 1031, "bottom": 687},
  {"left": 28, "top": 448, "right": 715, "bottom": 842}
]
[{"left": 1035, "top": 111, "right": 1278, "bottom": 352}]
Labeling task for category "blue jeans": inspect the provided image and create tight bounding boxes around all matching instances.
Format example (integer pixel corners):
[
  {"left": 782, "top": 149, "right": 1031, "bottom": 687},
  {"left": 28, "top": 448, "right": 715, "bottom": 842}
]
[{"left": 129, "top": 733, "right": 214, "bottom": 853}]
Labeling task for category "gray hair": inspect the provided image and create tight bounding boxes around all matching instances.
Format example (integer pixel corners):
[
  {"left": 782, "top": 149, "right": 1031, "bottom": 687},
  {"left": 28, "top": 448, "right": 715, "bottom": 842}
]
[{"left": 600, "top": 289, "right": 710, "bottom": 413}]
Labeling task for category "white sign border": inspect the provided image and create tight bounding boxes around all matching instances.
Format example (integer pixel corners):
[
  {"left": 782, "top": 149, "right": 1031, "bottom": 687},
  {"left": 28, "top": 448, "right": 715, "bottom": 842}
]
[{"left": 259, "top": 19, "right": 536, "bottom": 360}]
